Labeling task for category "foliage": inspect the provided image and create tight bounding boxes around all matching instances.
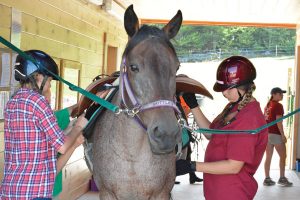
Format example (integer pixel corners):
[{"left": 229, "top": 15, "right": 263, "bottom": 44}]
[{"left": 171, "top": 25, "right": 296, "bottom": 62}]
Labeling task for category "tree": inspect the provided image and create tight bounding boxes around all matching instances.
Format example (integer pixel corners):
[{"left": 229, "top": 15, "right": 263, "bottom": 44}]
[{"left": 170, "top": 25, "right": 296, "bottom": 61}]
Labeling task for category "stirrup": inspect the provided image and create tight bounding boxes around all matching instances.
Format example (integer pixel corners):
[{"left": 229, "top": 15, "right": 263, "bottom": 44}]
[{"left": 176, "top": 142, "right": 182, "bottom": 159}]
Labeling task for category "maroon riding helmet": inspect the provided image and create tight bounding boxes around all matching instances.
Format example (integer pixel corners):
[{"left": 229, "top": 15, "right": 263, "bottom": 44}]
[{"left": 213, "top": 56, "right": 256, "bottom": 92}]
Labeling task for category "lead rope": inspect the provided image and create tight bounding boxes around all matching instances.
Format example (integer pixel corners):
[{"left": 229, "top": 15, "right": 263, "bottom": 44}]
[
  {"left": 0, "top": 36, "right": 119, "bottom": 113},
  {"left": 184, "top": 107, "right": 300, "bottom": 135}
]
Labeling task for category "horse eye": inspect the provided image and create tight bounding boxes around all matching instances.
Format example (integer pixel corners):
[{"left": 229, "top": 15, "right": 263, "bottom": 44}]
[{"left": 130, "top": 65, "right": 139, "bottom": 72}]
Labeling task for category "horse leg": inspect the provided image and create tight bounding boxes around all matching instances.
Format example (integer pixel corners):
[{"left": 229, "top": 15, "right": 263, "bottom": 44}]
[
  {"left": 99, "top": 188, "right": 118, "bottom": 200},
  {"left": 150, "top": 191, "right": 172, "bottom": 200},
  {"left": 149, "top": 181, "right": 174, "bottom": 200}
]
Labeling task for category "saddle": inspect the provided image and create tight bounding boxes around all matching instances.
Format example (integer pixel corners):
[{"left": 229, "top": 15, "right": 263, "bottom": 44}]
[
  {"left": 75, "top": 74, "right": 213, "bottom": 117},
  {"left": 72, "top": 75, "right": 118, "bottom": 118},
  {"left": 176, "top": 74, "right": 213, "bottom": 99}
]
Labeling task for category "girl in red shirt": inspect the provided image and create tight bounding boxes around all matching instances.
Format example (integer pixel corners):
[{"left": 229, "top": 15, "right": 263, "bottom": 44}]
[
  {"left": 263, "top": 87, "right": 293, "bottom": 186},
  {"left": 177, "top": 56, "right": 268, "bottom": 200}
]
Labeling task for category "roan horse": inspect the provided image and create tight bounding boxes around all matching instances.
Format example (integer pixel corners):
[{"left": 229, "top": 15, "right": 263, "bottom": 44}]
[{"left": 90, "top": 5, "right": 183, "bottom": 200}]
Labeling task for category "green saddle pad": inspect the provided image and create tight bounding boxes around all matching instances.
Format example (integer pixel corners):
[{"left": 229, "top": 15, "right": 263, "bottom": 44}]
[{"left": 182, "top": 127, "right": 190, "bottom": 148}]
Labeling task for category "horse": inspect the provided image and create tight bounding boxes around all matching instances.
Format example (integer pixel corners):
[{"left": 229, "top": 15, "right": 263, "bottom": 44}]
[{"left": 89, "top": 5, "right": 183, "bottom": 200}]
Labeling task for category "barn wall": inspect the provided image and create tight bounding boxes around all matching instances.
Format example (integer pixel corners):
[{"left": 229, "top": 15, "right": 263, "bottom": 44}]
[
  {"left": 0, "top": 0, "right": 127, "bottom": 199},
  {"left": 0, "top": 0, "right": 127, "bottom": 87},
  {"left": 0, "top": 2, "right": 11, "bottom": 183}
]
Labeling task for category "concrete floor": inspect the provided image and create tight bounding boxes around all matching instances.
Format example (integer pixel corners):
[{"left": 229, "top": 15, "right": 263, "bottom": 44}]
[
  {"left": 77, "top": 167, "right": 300, "bottom": 200},
  {"left": 77, "top": 142, "right": 300, "bottom": 200}
]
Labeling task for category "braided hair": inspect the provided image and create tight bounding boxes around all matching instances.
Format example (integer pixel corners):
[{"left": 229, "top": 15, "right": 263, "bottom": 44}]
[
  {"left": 237, "top": 83, "right": 256, "bottom": 111},
  {"left": 215, "top": 83, "right": 256, "bottom": 127}
]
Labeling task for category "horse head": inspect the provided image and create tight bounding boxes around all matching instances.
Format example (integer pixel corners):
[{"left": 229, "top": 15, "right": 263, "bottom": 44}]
[{"left": 121, "top": 5, "right": 182, "bottom": 154}]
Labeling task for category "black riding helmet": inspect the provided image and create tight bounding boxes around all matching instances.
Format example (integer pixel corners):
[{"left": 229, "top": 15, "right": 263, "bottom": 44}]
[
  {"left": 14, "top": 50, "right": 59, "bottom": 94},
  {"left": 14, "top": 50, "right": 59, "bottom": 82}
]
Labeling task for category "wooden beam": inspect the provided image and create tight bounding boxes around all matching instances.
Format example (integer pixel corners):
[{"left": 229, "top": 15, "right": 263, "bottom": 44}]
[
  {"left": 141, "top": 19, "right": 297, "bottom": 29},
  {"left": 102, "top": 32, "right": 107, "bottom": 74},
  {"left": 113, "top": 0, "right": 126, "bottom": 10},
  {"left": 293, "top": 45, "right": 300, "bottom": 168}
]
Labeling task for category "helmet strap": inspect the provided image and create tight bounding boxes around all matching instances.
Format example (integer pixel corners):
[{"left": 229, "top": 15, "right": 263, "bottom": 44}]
[
  {"left": 222, "top": 90, "right": 244, "bottom": 126},
  {"left": 216, "top": 87, "right": 248, "bottom": 127},
  {"left": 236, "top": 89, "right": 244, "bottom": 104},
  {"left": 28, "top": 75, "right": 41, "bottom": 94},
  {"left": 39, "top": 75, "right": 49, "bottom": 95},
  {"left": 28, "top": 74, "right": 48, "bottom": 94}
]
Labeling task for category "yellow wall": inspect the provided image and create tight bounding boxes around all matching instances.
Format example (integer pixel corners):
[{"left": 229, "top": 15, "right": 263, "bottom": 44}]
[
  {"left": 0, "top": 4, "right": 11, "bottom": 48},
  {"left": 0, "top": 0, "right": 127, "bottom": 199},
  {"left": 1, "top": 0, "right": 127, "bottom": 88},
  {"left": 0, "top": 2, "right": 11, "bottom": 182}
]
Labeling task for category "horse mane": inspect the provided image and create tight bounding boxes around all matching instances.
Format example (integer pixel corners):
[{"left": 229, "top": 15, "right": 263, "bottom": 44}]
[{"left": 123, "top": 25, "right": 176, "bottom": 57}]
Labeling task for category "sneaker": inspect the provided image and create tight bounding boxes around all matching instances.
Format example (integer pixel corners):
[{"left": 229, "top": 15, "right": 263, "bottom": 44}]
[
  {"left": 263, "top": 177, "right": 275, "bottom": 186},
  {"left": 277, "top": 177, "right": 293, "bottom": 187}
]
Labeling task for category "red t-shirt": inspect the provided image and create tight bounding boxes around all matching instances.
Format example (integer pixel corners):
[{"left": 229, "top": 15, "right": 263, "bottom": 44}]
[
  {"left": 264, "top": 100, "right": 284, "bottom": 135},
  {"left": 204, "top": 101, "right": 268, "bottom": 200}
]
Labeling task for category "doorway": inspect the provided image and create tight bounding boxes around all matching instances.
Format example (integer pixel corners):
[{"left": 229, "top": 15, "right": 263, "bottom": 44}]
[{"left": 106, "top": 45, "right": 118, "bottom": 75}]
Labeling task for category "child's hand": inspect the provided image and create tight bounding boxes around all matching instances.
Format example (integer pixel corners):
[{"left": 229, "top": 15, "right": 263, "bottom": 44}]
[{"left": 74, "top": 134, "right": 85, "bottom": 148}]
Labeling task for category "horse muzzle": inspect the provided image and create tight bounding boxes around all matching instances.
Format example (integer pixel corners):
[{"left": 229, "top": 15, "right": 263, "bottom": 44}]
[{"left": 147, "top": 123, "right": 181, "bottom": 154}]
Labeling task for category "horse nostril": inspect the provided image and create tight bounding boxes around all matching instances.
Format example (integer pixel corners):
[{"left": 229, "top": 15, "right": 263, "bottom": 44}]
[
  {"left": 152, "top": 126, "right": 162, "bottom": 140},
  {"left": 151, "top": 124, "right": 180, "bottom": 140}
]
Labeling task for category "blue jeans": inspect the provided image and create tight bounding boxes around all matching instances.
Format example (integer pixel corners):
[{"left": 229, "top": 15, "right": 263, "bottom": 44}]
[{"left": 32, "top": 198, "right": 52, "bottom": 200}]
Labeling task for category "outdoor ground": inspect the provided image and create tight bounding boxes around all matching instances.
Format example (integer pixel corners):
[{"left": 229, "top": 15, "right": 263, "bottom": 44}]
[{"left": 78, "top": 169, "right": 300, "bottom": 200}]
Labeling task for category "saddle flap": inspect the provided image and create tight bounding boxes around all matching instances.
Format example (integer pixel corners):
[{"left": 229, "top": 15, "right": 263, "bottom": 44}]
[
  {"left": 73, "top": 76, "right": 118, "bottom": 117},
  {"left": 176, "top": 76, "right": 213, "bottom": 99}
]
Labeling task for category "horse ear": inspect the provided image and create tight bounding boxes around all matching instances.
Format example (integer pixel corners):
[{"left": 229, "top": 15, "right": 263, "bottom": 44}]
[
  {"left": 124, "top": 4, "right": 140, "bottom": 38},
  {"left": 162, "top": 10, "right": 182, "bottom": 39}
]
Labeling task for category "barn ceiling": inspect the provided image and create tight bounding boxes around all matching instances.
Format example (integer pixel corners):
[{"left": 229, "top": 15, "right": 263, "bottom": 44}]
[{"left": 112, "top": 0, "right": 300, "bottom": 27}]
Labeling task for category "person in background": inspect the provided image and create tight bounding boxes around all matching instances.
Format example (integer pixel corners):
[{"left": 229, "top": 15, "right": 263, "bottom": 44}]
[
  {"left": 176, "top": 56, "right": 268, "bottom": 200},
  {"left": 175, "top": 94, "right": 203, "bottom": 184},
  {"left": 0, "top": 50, "right": 88, "bottom": 200},
  {"left": 263, "top": 87, "right": 293, "bottom": 187}
]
